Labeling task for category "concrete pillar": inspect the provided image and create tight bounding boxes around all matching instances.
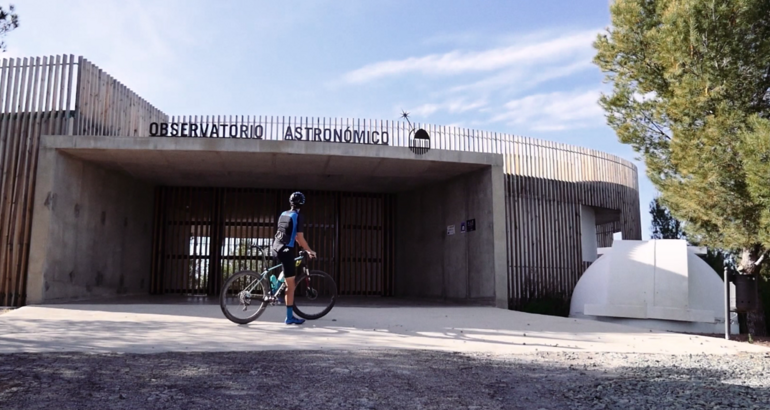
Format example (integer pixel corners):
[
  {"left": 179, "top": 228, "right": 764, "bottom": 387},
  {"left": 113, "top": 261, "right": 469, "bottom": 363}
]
[
  {"left": 27, "top": 146, "right": 154, "bottom": 303},
  {"left": 395, "top": 165, "right": 506, "bottom": 307}
]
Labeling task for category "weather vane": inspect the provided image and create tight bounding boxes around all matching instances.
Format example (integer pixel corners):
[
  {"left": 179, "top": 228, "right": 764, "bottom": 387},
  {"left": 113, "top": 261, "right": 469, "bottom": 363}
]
[{"left": 400, "top": 109, "right": 414, "bottom": 130}]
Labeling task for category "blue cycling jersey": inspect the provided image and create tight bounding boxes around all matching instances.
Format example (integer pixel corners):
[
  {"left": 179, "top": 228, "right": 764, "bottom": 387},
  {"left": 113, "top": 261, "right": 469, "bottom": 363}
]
[{"left": 272, "top": 209, "right": 304, "bottom": 252}]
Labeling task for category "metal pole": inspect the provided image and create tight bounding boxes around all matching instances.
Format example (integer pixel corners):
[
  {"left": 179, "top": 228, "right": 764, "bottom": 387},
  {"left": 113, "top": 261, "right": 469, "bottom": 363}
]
[{"left": 724, "top": 266, "right": 730, "bottom": 340}]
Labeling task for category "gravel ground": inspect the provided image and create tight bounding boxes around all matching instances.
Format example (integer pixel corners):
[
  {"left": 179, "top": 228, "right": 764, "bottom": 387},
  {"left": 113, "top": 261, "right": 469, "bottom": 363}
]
[{"left": 1, "top": 350, "right": 769, "bottom": 410}]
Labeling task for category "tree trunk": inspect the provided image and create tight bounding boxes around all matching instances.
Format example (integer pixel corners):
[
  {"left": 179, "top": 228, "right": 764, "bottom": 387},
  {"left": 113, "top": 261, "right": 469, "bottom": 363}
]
[
  {"left": 738, "top": 246, "right": 767, "bottom": 337},
  {"left": 748, "top": 296, "right": 767, "bottom": 336}
]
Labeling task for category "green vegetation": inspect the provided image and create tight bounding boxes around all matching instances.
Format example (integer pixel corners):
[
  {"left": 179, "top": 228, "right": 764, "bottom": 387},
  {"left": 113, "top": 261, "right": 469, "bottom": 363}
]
[
  {"left": 595, "top": 0, "right": 770, "bottom": 334},
  {"left": 519, "top": 293, "right": 571, "bottom": 317},
  {"left": 0, "top": 4, "right": 18, "bottom": 52}
]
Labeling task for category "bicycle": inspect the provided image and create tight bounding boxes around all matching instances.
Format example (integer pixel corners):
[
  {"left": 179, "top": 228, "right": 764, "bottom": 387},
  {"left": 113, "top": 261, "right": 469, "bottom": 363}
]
[{"left": 220, "top": 246, "right": 337, "bottom": 325}]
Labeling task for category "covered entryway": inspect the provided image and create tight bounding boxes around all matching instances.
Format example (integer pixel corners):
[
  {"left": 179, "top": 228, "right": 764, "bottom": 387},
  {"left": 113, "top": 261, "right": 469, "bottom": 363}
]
[
  {"left": 151, "top": 187, "right": 395, "bottom": 297},
  {"left": 27, "top": 134, "right": 507, "bottom": 307}
]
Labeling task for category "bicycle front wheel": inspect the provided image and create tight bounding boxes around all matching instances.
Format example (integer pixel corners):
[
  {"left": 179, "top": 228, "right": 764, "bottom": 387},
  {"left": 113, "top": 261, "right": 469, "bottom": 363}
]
[
  {"left": 220, "top": 270, "right": 269, "bottom": 325},
  {"left": 292, "top": 270, "right": 337, "bottom": 320}
]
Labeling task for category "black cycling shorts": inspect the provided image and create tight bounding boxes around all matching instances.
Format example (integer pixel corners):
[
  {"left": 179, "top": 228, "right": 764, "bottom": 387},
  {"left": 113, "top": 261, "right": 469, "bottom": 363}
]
[{"left": 275, "top": 246, "right": 296, "bottom": 278}]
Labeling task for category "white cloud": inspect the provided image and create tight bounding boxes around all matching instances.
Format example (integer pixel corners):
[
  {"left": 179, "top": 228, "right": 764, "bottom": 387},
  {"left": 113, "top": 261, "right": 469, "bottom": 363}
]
[
  {"left": 341, "top": 29, "right": 600, "bottom": 84},
  {"left": 491, "top": 89, "right": 606, "bottom": 131},
  {"left": 448, "top": 59, "right": 593, "bottom": 96},
  {"left": 338, "top": 28, "right": 604, "bottom": 132},
  {"left": 420, "top": 31, "right": 484, "bottom": 47},
  {"left": 410, "top": 98, "right": 487, "bottom": 117},
  {"left": 633, "top": 91, "right": 659, "bottom": 103}
]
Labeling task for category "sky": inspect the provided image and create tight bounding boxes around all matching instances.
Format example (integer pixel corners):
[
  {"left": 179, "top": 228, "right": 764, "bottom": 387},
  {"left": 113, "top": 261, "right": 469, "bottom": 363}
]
[{"left": 6, "top": 0, "right": 656, "bottom": 238}]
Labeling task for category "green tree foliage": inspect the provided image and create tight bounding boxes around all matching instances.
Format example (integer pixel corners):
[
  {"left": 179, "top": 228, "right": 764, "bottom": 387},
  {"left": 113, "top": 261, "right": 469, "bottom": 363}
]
[
  {"left": 650, "top": 197, "right": 684, "bottom": 239},
  {"left": 650, "top": 196, "right": 727, "bottom": 274},
  {"left": 741, "top": 115, "right": 770, "bottom": 258},
  {"left": 594, "top": 0, "right": 770, "bottom": 277},
  {"left": 186, "top": 238, "right": 271, "bottom": 293},
  {"left": 220, "top": 239, "right": 266, "bottom": 279},
  {"left": 0, "top": 5, "right": 18, "bottom": 51}
]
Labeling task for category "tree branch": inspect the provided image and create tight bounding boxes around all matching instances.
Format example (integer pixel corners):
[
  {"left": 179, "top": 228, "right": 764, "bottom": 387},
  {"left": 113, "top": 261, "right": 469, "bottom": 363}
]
[{"left": 642, "top": 114, "right": 672, "bottom": 141}]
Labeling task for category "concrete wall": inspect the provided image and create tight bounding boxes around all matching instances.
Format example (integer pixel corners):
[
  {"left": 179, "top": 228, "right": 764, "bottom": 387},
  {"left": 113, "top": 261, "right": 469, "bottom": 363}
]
[
  {"left": 580, "top": 205, "right": 598, "bottom": 262},
  {"left": 26, "top": 145, "right": 154, "bottom": 303},
  {"left": 395, "top": 165, "right": 507, "bottom": 307}
]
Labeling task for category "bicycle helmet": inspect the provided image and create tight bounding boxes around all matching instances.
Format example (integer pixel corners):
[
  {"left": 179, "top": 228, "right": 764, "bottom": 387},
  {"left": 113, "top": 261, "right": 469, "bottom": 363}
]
[{"left": 289, "top": 191, "right": 306, "bottom": 206}]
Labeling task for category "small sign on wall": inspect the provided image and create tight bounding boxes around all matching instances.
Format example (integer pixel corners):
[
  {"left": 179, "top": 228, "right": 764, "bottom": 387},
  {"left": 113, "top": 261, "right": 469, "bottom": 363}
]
[
  {"left": 447, "top": 225, "right": 456, "bottom": 235},
  {"left": 460, "top": 222, "right": 466, "bottom": 233},
  {"left": 466, "top": 219, "right": 476, "bottom": 232}
]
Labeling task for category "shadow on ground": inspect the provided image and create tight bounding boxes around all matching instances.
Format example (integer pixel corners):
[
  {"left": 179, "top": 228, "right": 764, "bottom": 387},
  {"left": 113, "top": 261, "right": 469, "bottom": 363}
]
[
  {"left": 0, "top": 315, "right": 590, "bottom": 353},
  {"left": 4, "top": 300, "right": 768, "bottom": 355},
  {"left": 50, "top": 294, "right": 495, "bottom": 308},
  {"left": 0, "top": 350, "right": 768, "bottom": 410}
]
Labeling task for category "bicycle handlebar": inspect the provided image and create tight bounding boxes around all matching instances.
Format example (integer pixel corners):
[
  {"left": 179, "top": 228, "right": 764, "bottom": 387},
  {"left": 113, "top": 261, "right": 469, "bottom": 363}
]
[{"left": 297, "top": 250, "right": 316, "bottom": 260}]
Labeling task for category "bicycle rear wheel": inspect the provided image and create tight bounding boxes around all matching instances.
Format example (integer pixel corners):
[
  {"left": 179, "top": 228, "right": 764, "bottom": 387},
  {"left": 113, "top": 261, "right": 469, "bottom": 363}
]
[
  {"left": 292, "top": 270, "right": 337, "bottom": 320},
  {"left": 220, "top": 270, "right": 269, "bottom": 324}
]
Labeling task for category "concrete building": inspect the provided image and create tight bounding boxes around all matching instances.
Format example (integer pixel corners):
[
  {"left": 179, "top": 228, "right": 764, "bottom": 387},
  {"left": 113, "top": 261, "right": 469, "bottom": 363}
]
[{"left": 0, "top": 56, "right": 641, "bottom": 309}]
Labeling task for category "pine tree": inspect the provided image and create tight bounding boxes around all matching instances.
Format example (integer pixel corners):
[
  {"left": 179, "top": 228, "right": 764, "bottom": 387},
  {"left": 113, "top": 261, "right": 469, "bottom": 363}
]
[
  {"left": 650, "top": 197, "right": 684, "bottom": 240},
  {"left": 650, "top": 197, "right": 727, "bottom": 275},
  {"left": 0, "top": 5, "right": 18, "bottom": 52},
  {"left": 595, "top": 0, "right": 770, "bottom": 335}
]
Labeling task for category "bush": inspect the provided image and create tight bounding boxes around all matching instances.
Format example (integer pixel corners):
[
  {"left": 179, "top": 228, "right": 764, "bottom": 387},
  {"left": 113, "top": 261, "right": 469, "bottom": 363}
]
[{"left": 518, "top": 294, "right": 571, "bottom": 317}]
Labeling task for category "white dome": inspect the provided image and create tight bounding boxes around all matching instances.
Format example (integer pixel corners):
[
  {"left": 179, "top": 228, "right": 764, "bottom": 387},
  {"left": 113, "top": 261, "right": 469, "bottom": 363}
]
[{"left": 570, "top": 239, "right": 737, "bottom": 334}]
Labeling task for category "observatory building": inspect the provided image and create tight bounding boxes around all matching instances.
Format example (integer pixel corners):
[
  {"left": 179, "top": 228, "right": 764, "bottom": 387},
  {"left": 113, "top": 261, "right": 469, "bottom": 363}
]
[{"left": 0, "top": 56, "right": 641, "bottom": 309}]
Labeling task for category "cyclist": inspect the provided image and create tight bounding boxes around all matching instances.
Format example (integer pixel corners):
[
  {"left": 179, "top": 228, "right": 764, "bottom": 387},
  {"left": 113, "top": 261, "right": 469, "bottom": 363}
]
[{"left": 272, "top": 191, "right": 317, "bottom": 325}]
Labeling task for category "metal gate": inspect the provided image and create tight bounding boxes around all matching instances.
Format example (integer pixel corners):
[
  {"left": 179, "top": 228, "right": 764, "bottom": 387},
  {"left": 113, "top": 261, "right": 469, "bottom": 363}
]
[{"left": 150, "top": 187, "right": 395, "bottom": 296}]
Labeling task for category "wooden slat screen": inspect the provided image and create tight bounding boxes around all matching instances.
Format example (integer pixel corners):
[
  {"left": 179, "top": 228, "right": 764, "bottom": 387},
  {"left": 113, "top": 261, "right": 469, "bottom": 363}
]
[
  {"left": 150, "top": 187, "right": 395, "bottom": 297},
  {"left": 0, "top": 55, "right": 167, "bottom": 306},
  {"left": 503, "top": 140, "right": 640, "bottom": 309},
  {"left": 163, "top": 116, "right": 641, "bottom": 306},
  {"left": 73, "top": 58, "right": 166, "bottom": 136}
]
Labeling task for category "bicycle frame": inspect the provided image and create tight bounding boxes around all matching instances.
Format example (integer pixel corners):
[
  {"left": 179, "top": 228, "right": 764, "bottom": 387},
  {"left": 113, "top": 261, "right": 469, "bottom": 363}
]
[
  {"left": 220, "top": 245, "right": 334, "bottom": 324},
  {"left": 238, "top": 246, "right": 307, "bottom": 300}
]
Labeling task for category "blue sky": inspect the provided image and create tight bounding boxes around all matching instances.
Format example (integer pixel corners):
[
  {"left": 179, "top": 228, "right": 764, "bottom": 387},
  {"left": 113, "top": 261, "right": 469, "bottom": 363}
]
[{"left": 9, "top": 0, "right": 655, "bottom": 237}]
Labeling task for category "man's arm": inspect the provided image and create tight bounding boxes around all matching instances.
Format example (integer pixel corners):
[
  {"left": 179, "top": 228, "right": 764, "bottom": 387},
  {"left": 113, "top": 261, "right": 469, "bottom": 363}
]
[
  {"left": 295, "top": 233, "right": 316, "bottom": 258},
  {"left": 295, "top": 212, "right": 316, "bottom": 258}
]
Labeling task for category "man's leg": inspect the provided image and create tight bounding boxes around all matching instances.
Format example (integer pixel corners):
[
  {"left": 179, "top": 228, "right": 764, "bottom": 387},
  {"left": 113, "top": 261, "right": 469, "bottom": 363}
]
[
  {"left": 279, "top": 248, "right": 304, "bottom": 325},
  {"left": 284, "top": 276, "right": 304, "bottom": 325},
  {"left": 286, "top": 276, "right": 296, "bottom": 306}
]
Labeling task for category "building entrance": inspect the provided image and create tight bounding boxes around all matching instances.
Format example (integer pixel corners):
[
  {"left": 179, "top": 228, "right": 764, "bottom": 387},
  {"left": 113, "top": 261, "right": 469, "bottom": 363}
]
[{"left": 149, "top": 187, "right": 396, "bottom": 297}]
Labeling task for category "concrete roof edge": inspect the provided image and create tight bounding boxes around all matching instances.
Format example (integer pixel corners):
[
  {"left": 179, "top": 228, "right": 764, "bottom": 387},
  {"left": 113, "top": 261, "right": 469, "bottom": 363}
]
[{"left": 41, "top": 135, "right": 503, "bottom": 167}]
